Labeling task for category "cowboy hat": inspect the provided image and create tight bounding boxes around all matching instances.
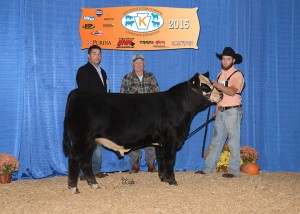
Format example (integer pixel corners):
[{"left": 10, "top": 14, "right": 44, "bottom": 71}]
[{"left": 216, "top": 47, "right": 243, "bottom": 64}]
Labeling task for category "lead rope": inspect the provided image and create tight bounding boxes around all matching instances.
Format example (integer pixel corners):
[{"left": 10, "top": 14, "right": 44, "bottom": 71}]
[
  {"left": 202, "top": 104, "right": 211, "bottom": 158},
  {"left": 185, "top": 117, "right": 214, "bottom": 140},
  {"left": 185, "top": 104, "right": 214, "bottom": 157}
]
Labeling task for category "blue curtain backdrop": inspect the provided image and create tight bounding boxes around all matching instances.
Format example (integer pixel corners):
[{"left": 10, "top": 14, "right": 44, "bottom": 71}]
[{"left": 0, "top": 0, "right": 299, "bottom": 180}]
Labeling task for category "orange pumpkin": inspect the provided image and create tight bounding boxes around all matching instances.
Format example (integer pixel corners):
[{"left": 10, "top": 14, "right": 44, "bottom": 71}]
[{"left": 241, "top": 163, "right": 260, "bottom": 175}]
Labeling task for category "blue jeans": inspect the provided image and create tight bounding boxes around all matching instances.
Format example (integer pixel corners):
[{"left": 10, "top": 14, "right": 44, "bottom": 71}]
[
  {"left": 203, "top": 107, "right": 243, "bottom": 176},
  {"left": 80, "top": 145, "right": 102, "bottom": 176}
]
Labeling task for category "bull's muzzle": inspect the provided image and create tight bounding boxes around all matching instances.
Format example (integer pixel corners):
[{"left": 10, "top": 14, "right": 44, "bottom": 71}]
[{"left": 209, "top": 88, "right": 223, "bottom": 103}]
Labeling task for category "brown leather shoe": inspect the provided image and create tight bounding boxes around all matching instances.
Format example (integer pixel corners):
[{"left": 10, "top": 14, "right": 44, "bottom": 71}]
[
  {"left": 95, "top": 172, "right": 108, "bottom": 178},
  {"left": 129, "top": 163, "right": 139, "bottom": 174},
  {"left": 147, "top": 163, "right": 157, "bottom": 173}
]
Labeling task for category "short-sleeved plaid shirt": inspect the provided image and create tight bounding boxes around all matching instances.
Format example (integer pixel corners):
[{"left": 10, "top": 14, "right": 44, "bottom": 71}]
[{"left": 120, "top": 70, "right": 160, "bottom": 94}]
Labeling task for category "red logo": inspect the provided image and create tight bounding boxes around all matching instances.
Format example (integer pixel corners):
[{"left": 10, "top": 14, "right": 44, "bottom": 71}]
[
  {"left": 92, "top": 31, "right": 104, "bottom": 36},
  {"left": 117, "top": 39, "right": 134, "bottom": 47}
]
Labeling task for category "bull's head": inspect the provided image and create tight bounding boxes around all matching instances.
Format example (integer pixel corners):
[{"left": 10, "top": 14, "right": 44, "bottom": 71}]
[{"left": 188, "top": 72, "right": 223, "bottom": 103}]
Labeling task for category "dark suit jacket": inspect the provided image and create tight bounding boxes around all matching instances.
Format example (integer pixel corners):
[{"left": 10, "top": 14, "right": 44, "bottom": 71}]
[{"left": 76, "top": 62, "right": 107, "bottom": 93}]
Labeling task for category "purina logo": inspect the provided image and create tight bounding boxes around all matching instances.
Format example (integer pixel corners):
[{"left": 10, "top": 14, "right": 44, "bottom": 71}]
[{"left": 121, "top": 11, "right": 163, "bottom": 32}]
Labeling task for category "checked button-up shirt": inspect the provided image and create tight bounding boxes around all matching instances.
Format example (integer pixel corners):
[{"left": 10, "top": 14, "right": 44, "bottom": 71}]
[{"left": 120, "top": 70, "right": 160, "bottom": 94}]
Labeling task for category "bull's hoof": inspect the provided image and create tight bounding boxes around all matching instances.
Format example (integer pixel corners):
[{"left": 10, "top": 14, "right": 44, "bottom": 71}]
[
  {"left": 68, "top": 186, "right": 80, "bottom": 194},
  {"left": 168, "top": 179, "right": 178, "bottom": 186},
  {"left": 160, "top": 177, "right": 167, "bottom": 183},
  {"left": 169, "top": 182, "right": 178, "bottom": 186},
  {"left": 90, "top": 183, "right": 100, "bottom": 189}
]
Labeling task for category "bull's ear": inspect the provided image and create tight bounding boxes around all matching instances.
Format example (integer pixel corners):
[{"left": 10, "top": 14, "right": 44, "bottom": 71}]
[
  {"left": 189, "top": 73, "right": 200, "bottom": 84},
  {"left": 191, "top": 73, "right": 200, "bottom": 81},
  {"left": 202, "top": 71, "right": 209, "bottom": 78}
]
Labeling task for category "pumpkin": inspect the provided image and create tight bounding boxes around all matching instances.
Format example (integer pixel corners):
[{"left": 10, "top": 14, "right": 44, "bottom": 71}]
[{"left": 241, "top": 163, "right": 260, "bottom": 175}]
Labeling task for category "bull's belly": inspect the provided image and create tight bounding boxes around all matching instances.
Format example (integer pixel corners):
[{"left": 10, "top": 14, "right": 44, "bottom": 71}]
[{"left": 95, "top": 138, "right": 159, "bottom": 157}]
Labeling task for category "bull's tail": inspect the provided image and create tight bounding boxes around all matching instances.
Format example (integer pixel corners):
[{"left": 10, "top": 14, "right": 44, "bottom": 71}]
[
  {"left": 62, "top": 90, "right": 75, "bottom": 157},
  {"left": 62, "top": 119, "right": 71, "bottom": 156},
  {"left": 63, "top": 117, "right": 71, "bottom": 156}
]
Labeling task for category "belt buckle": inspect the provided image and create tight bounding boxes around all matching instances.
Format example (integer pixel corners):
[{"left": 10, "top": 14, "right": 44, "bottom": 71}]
[{"left": 219, "top": 106, "right": 225, "bottom": 112}]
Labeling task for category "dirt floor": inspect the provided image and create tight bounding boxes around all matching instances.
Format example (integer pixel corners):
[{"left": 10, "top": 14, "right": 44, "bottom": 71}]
[{"left": 1, "top": 171, "right": 299, "bottom": 214}]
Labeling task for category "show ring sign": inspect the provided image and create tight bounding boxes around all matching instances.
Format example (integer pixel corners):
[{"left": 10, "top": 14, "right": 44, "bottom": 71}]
[{"left": 80, "top": 6, "right": 200, "bottom": 50}]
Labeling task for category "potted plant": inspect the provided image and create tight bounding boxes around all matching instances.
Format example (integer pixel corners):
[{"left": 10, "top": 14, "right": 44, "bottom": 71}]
[
  {"left": 216, "top": 144, "right": 231, "bottom": 173},
  {"left": 0, "top": 154, "right": 19, "bottom": 184},
  {"left": 240, "top": 146, "right": 259, "bottom": 174},
  {"left": 215, "top": 144, "right": 258, "bottom": 174}
]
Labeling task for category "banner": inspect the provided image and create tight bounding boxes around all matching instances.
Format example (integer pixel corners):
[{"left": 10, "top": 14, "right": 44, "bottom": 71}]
[{"left": 79, "top": 6, "right": 200, "bottom": 50}]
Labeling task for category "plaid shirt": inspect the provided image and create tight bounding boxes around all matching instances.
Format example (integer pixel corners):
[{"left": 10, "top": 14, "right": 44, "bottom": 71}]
[{"left": 120, "top": 70, "right": 160, "bottom": 94}]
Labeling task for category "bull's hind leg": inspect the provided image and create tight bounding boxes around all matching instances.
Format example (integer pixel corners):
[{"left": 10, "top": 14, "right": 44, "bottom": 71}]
[
  {"left": 68, "top": 154, "right": 80, "bottom": 194},
  {"left": 68, "top": 140, "right": 99, "bottom": 193},
  {"left": 80, "top": 142, "right": 99, "bottom": 190}
]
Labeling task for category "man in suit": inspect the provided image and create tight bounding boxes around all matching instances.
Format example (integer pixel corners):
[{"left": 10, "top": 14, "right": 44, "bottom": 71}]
[{"left": 76, "top": 45, "right": 108, "bottom": 180}]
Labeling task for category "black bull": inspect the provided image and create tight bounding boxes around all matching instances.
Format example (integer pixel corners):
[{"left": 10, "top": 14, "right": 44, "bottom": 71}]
[{"left": 63, "top": 72, "right": 222, "bottom": 193}]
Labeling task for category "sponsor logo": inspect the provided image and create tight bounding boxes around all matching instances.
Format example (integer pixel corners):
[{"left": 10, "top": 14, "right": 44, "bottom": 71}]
[
  {"left": 82, "top": 24, "right": 95, "bottom": 29},
  {"left": 103, "top": 23, "right": 114, "bottom": 27},
  {"left": 91, "top": 31, "right": 104, "bottom": 36},
  {"left": 96, "top": 10, "right": 103, "bottom": 17},
  {"left": 104, "top": 18, "right": 114, "bottom": 21},
  {"left": 171, "top": 41, "right": 194, "bottom": 46},
  {"left": 92, "top": 40, "right": 112, "bottom": 46},
  {"left": 139, "top": 41, "right": 154, "bottom": 45},
  {"left": 83, "top": 16, "right": 95, "bottom": 21},
  {"left": 153, "top": 40, "right": 167, "bottom": 48},
  {"left": 121, "top": 11, "right": 164, "bottom": 33},
  {"left": 116, "top": 38, "right": 135, "bottom": 48},
  {"left": 155, "top": 40, "right": 165, "bottom": 45}
]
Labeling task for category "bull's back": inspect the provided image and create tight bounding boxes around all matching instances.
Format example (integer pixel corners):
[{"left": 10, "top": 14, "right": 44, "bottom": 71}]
[{"left": 67, "top": 91, "right": 166, "bottom": 138}]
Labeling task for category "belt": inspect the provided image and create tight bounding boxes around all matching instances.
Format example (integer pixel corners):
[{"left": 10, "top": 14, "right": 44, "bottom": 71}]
[{"left": 218, "top": 105, "right": 242, "bottom": 112}]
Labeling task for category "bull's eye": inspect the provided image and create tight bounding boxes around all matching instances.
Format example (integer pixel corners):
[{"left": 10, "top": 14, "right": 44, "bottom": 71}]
[
  {"left": 192, "top": 81, "right": 195, "bottom": 84},
  {"left": 203, "top": 92, "right": 211, "bottom": 99},
  {"left": 201, "top": 84, "right": 211, "bottom": 93}
]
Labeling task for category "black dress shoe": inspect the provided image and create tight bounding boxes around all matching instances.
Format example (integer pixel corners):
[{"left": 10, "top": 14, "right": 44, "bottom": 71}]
[
  {"left": 222, "top": 173, "right": 234, "bottom": 178},
  {"left": 95, "top": 172, "right": 108, "bottom": 178},
  {"left": 195, "top": 170, "right": 206, "bottom": 174}
]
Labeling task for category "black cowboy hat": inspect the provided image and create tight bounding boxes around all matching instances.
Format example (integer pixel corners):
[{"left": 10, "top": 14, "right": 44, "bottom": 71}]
[{"left": 216, "top": 47, "right": 243, "bottom": 64}]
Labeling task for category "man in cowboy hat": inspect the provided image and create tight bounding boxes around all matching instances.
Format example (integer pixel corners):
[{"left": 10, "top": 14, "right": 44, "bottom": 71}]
[{"left": 196, "top": 47, "right": 245, "bottom": 178}]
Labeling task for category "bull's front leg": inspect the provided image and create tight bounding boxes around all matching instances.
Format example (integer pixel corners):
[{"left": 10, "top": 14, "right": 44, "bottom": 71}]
[
  {"left": 164, "top": 154, "right": 177, "bottom": 186},
  {"left": 155, "top": 146, "right": 165, "bottom": 180},
  {"left": 160, "top": 143, "right": 178, "bottom": 186}
]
